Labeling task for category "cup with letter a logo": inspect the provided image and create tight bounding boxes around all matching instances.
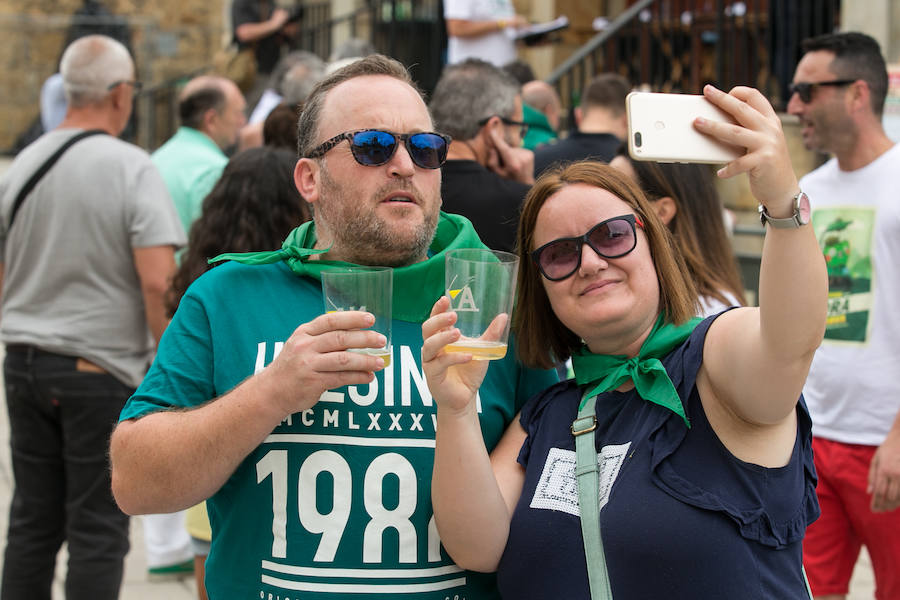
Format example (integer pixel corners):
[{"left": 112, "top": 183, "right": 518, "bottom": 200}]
[
  {"left": 444, "top": 248, "right": 519, "bottom": 360},
  {"left": 321, "top": 266, "right": 393, "bottom": 367}
]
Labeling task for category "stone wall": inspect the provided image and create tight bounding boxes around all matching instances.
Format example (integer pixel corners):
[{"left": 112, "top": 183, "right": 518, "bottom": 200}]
[{"left": 0, "top": 0, "right": 228, "bottom": 152}]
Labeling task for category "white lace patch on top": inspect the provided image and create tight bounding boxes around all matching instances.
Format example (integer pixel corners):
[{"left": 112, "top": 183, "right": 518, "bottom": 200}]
[{"left": 529, "top": 443, "right": 632, "bottom": 517}]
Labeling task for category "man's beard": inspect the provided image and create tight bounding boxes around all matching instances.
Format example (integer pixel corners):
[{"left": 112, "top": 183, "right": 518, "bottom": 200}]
[{"left": 315, "top": 162, "right": 440, "bottom": 267}]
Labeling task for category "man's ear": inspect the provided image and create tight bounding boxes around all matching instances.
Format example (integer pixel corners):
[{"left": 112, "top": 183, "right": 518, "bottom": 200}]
[
  {"left": 108, "top": 84, "right": 128, "bottom": 111},
  {"left": 574, "top": 106, "right": 583, "bottom": 128},
  {"left": 848, "top": 79, "right": 871, "bottom": 116},
  {"left": 481, "top": 115, "right": 503, "bottom": 137},
  {"left": 202, "top": 107, "right": 220, "bottom": 134},
  {"left": 653, "top": 195, "right": 677, "bottom": 226},
  {"left": 294, "top": 157, "right": 320, "bottom": 205}
]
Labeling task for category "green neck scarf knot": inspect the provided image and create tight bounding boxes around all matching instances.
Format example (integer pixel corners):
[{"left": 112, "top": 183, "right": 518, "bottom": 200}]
[
  {"left": 571, "top": 314, "right": 701, "bottom": 427},
  {"left": 209, "top": 226, "right": 329, "bottom": 269}
]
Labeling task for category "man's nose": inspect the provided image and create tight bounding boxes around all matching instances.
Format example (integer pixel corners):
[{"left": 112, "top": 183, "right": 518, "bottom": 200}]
[
  {"left": 786, "top": 89, "right": 804, "bottom": 116},
  {"left": 388, "top": 141, "right": 417, "bottom": 177}
]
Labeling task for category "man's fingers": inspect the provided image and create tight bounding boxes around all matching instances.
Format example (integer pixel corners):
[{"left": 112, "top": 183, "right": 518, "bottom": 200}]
[
  {"left": 304, "top": 310, "right": 375, "bottom": 336},
  {"left": 315, "top": 349, "right": 385, "bottom": 373},
  {"left": 320, "top": 369, "right": 378, "bottom": 390},
  {"left": 487, "top": 125, "right": 514, "bottom": 162}
]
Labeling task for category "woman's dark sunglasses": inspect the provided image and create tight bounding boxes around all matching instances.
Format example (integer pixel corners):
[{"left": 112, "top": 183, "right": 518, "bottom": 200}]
[
  {"left": 305, "top": 129, "right": 451, "bottom": 169},
  {"left": 788, "top": 79, "right": 856, "bottom": 103},
  {"left": 531, "top": 214, "right": 644, "bottom": 281}
]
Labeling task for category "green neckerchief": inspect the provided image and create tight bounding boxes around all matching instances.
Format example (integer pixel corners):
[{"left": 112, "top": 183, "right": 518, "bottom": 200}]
[
  {"left": 571, "top": 314, "right": 701, "bottom": 427},
  {"left": 209, "top": 212, "right": 486, "bottom": 322}
]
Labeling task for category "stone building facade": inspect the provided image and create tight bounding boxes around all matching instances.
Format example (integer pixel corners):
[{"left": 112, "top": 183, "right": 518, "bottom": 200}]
[{"left": 0, "top": 0, "right": 229, "bottom": 151}]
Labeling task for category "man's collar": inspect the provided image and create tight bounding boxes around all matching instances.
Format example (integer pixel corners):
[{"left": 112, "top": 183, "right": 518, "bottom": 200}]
[{"left": 177, "top": 126, "right": 227, "bottom": 155}]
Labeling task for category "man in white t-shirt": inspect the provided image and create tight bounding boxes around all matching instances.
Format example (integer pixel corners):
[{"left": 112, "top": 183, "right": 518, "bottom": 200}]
[
  {"left": 788, "top": 31, "right": 900, "bottom": 600},
  {"left": 444, "top": 0, "right": 527, "bottom": 66}
]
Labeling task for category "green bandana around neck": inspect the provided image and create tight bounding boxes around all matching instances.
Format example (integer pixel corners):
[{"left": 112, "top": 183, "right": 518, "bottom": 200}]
[
  {"left": 571, "top": 314, "right": 702, "bottom": 427},
  {"left": 208, "top": 212, "right": 487, "bottom": 322}
]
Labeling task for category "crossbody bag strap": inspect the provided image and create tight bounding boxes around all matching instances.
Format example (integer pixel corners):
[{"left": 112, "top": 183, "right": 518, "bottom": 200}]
[
  {"left": 573, "top": 391, "right": 813, "bottom": 600},
  {"left": 7, "top": 129, "right": 106, "bottom": 230},
  {"left": 572, "top": 390, "right": 613, "bottom": 600}
]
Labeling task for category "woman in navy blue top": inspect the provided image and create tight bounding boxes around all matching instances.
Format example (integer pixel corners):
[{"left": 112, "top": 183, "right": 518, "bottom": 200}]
[{"left": 422, "top": 85, "right": 826, "bottom": 599}]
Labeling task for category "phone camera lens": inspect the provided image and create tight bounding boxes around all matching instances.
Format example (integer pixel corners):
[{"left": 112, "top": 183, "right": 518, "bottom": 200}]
[{"left": 633, "top": 131, "right": 642, "bottom": 147}]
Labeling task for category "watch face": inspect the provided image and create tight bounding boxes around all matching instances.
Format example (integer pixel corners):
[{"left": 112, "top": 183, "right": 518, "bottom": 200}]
[{"left": 797, "top": 192, "right": 811, "bottom": 225}]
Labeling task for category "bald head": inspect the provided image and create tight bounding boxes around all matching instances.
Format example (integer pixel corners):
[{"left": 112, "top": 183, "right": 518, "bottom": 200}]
[
  {"left": 60, "top": 35, "right": 134, "bottom": 108},
  {"left": 522, "top": 80, "right": 561, "bottom": 130},
  {"left": 178, "top": 76, "right": 247, "bottom": 148}
]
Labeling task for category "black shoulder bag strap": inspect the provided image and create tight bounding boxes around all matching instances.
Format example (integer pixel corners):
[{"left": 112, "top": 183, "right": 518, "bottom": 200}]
[{"left": 7, "top": 129, "right": 106, "bottom": 230}]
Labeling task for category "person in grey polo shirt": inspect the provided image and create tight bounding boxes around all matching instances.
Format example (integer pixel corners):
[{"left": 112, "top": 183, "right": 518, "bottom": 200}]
[{"left": 0, "top": 35, "right": 184, "bottom": 600}]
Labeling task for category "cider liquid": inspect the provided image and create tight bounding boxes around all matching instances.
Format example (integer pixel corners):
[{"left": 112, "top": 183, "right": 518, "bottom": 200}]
[
  {"left": 351, "top": 348, "right": 391, "bottom": 368},
  {"left": 445, "top": 340, "right": 508, "bottom": 361}
]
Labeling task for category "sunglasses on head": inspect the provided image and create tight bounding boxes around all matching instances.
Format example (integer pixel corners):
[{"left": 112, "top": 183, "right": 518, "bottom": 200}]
[
  {"left": 305, "top": 129, "right": 451, "bottom": 169},
  {"left": 788, "top": 79, "right": 856, "bottom": 103},
  {"left": 531, "top": 214, "right": 644, "bottom": 281}
]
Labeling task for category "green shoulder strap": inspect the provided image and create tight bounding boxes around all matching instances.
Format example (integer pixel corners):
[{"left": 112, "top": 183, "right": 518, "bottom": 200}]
[
  {"left": 573, "top": 391, "right": 814, "bottom": 600},
  {"left": 572, "top": 390, "right": 613, "bottom": 600}
]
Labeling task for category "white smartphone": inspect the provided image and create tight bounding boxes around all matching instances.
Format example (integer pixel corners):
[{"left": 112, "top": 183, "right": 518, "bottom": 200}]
[{"left": 626, "top": 92, "right": 743, "bottom": 164}]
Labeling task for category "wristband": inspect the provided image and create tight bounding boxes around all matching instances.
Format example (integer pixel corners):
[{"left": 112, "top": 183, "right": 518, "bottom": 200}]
[{"left": 497, "top": 19, "right": 508, "bottom": 30}]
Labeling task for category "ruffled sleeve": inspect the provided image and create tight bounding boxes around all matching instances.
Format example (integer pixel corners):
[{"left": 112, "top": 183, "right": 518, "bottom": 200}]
[
  {"left": 516, "top": 380, "right": 580, "bottom": 467},
  {"left": 648, "top": 313, "right": 820, "bottom": 549}
]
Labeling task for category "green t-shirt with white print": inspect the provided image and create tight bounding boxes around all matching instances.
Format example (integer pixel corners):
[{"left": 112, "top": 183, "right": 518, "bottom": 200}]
[{"left": 120, "top": 213, "right": 557, "bottom": 600}]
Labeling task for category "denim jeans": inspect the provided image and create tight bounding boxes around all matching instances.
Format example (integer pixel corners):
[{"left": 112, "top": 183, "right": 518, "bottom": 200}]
[{"left": 0, "top": 346, "right": 132, "bottom": 600}]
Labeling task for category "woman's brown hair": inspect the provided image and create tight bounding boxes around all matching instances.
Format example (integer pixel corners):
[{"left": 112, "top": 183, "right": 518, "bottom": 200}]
[
  {"left": 622, "top": 153, "right": 746, "bottom": 307},
  {"left": 166, "top": 147, "right": 311, "bottom": 316},
  {"left": 513, "top": 161, "right": 699, "bottom": 369}
]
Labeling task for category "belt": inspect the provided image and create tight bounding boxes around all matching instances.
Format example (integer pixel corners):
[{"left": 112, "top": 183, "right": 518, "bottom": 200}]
[
  {"left": 5, "top": 344, "right": 108, "bottom": 374},
  {"left": 5, "top": 344, "right": 66, "bottom": 357}
]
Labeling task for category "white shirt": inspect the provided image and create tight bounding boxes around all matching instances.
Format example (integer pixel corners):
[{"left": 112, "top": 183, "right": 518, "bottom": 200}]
[
  {"left": 444, "top": 0, "right": 517, "bottom": 67},
  {"left": 801, "top": 143, "right": 900, "bottom": 445}
]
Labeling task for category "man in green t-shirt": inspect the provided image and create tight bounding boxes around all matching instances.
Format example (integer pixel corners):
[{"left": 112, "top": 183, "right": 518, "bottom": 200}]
[{"left": 110, "top": 54, "right": 556, "bottom": 600}]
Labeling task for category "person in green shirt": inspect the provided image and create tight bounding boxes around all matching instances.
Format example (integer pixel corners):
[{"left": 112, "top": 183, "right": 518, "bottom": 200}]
[
  {"left": 143, "top": 74, "right": 250, "bottom": 580},
  {"left": 110, "top": 54, "right": 557, "bottom": 600},
  {"left": 521, "top": 80, "right": 560, "bottom": 150},
  {"left": 152, "top": 75, "right": 247, "bottom": 234}
]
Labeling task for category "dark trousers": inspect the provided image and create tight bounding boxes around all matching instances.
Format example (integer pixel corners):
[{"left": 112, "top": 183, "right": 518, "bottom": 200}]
[{"left": 0, "top": 346, "right": 132, "bottom": 600}]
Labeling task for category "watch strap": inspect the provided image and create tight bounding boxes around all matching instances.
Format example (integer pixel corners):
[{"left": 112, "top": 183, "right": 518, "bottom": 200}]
[{"left": 759, "top": 191, "right": 808, "bottom": 228}]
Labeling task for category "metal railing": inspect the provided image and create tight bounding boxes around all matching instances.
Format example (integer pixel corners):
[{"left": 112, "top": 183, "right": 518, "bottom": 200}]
[
  {"left": 135, "top": 0, "right": 445, "bottom": 147},
  {"left": 548, "top": 0, "right": 840, "bottom": 116},
  {"left": 283, "top": 0, "right": 444, "bottom": 90},
  {"left": 545, "top": 0, "right": 839, "bottom": 305}
]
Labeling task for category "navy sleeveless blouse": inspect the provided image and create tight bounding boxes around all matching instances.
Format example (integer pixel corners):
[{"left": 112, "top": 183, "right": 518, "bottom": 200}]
[{"left": 497, "top": 314, "right": 819, "bottom": 599}]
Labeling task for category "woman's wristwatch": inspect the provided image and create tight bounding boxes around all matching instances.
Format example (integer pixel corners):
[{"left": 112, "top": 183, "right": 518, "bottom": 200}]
[{"left": 758, "top": 191, "right": 811, "bottom": 228}]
